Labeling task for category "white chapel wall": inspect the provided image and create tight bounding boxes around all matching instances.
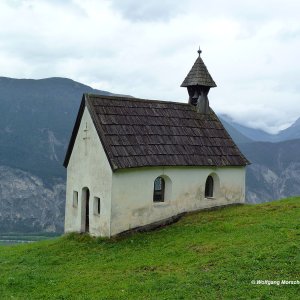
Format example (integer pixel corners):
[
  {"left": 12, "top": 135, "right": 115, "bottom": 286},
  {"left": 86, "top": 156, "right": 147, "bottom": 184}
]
[
  {"left": 110, "top": 166, "right": 245, "bottom": 236},
  {"left": 64, "top": 106, "right": 246, "bottom": 237},
  {"left": 65, "top": 107, "right": 112, "bottom": 237}
]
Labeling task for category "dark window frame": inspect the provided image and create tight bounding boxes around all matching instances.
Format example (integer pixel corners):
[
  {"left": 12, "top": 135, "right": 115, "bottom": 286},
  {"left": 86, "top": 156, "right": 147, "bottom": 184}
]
[
  {"left": 73, "top": 191, "right": 78, "bottom": 207},
  {"left": 97, "top": 198, "right": 100, "bottom": 214},
  {"left": 94, "top": 197, "right": 101, "bottom": 215},
  {"left": 153, "top": 177, "right": 165, "bottom": 202}
]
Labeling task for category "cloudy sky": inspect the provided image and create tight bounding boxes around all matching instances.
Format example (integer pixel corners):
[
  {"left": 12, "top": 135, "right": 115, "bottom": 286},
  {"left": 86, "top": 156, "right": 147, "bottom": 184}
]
[{"left": 0, "top": 0, "right": 299, "bottom": 133}]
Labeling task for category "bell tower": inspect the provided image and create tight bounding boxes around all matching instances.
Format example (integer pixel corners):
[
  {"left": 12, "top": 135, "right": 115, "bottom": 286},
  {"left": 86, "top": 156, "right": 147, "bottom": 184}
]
[{"left": 181, "top": 48, "right": 217, "bottom": 114}]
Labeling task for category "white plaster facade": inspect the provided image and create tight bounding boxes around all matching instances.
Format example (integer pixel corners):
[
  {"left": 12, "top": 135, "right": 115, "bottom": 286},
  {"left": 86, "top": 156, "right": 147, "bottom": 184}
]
[
  {"left": 65, "top": 107, "right": 112, "bottom": 236},
  {"left": 65, "top": 108, "right": 246, "bottom": 237}
]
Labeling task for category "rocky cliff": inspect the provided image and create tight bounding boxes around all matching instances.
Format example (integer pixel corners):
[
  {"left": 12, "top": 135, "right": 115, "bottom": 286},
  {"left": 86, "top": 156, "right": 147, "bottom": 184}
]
[
  {"left": 0, "top": 166, "right": 65, "bottom": 233},
  {"left": 240, "top": 139, "right": 300, "bottom": 203}
]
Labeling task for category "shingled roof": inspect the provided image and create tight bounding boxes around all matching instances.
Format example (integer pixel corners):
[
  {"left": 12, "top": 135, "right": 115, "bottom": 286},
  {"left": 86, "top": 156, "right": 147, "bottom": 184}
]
[
  {"left": 63, "top": 94, "right": 249, "bottom": 170},
  {"left": 181, "top": 52, "right": 217, "bottom": 88}
]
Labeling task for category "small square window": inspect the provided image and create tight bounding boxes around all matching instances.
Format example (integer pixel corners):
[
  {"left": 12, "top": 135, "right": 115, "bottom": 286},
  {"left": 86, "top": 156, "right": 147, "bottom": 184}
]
[
  {"left": 94, "top": 197, "right": 100, "bottom": 215},
  {"left": 73, "top": 191, "right": 78, "bottom": 208}
]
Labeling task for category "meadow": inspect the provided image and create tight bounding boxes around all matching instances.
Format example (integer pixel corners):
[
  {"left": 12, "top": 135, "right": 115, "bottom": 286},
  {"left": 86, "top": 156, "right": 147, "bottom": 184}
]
[{"left": 0, "top": 198, "right": 299, "bottom": 299}]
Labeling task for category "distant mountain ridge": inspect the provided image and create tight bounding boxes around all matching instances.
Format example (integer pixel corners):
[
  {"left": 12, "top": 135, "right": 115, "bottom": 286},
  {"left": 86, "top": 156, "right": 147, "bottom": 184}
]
[
  {"left": 218, "top": 117, "right": 253, "bottom": 144},
  {"left": 278, "top": 117, "right": 300, "bottom": 141},
  {"left": 220, "top": 114, "right": 300, "bottom": 143},
  {"left": 0, "top": 76, "right": 299, "bottom": 232},
  {"left": 0, "top": 76, "right": 112, "bottom": 183}
]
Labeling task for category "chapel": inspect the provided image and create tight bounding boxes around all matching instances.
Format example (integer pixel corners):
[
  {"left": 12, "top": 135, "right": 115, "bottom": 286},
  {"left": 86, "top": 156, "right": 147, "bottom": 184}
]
[{"left": 63, "top": 49, "right": 249, "bottom": 237}]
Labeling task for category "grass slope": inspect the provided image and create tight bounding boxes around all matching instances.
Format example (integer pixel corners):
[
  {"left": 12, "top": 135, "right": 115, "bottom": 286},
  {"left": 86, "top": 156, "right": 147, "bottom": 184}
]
[{"left": 0, "top": 198, "right": 299, "bottom": 299}]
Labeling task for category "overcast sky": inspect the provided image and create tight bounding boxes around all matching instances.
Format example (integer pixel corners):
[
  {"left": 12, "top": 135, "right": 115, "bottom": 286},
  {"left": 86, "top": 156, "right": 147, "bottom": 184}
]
[{"left": 0, "top": 0, "right": 299, "bottom": 133}]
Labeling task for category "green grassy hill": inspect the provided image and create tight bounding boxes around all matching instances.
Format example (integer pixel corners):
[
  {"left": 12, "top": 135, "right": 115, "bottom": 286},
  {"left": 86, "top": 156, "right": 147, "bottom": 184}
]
[{"left": 0, "top": 198, "right": 299, "bottom": 299}]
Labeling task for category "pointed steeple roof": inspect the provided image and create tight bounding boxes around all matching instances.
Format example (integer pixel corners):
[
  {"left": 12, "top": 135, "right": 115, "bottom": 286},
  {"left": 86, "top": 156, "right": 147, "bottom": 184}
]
[{"left": 181, "top": 48, "right": 217, "bottom": 88}]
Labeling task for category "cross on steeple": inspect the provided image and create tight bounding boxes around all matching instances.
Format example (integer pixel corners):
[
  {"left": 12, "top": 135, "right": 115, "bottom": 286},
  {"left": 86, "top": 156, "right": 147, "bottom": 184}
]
[
  {"left": 83, "top": 122, "right": 90, "bottom": 155},
  {"left": 197, "top": 46, "right": 202, "bottom": 56}
]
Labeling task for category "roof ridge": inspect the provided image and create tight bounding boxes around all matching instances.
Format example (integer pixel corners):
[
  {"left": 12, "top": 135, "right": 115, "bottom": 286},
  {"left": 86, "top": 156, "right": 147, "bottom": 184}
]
[{"left": 86, "top": 93, "right": 190, "bottom": 106}]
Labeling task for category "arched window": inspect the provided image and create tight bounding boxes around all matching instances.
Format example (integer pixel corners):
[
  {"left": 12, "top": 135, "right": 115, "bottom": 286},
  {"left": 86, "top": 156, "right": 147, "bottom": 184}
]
[
  {"left": 205, "top": 176, "right": 214, "bottom": 198},
  {"left": 153, "top": 177, "right": 165, "bottom": 202}
]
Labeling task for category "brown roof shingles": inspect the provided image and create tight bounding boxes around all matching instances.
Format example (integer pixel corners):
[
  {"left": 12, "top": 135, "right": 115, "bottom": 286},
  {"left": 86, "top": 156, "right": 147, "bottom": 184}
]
[
  {"left": 181, "top": 55, "right": 217, "bottom": 88},
  {"left": 61, "top": 94, "right": 249, "bottom": 170}
]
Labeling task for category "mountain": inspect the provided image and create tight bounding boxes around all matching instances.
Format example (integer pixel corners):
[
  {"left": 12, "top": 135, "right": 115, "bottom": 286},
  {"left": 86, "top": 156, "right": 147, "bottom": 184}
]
[
  {"left": 277, "top": 117, "right": 300, "bottom": 141},
  {"left": 0, "top": 77, "right": 114, "bottom": 232},
  {"left": 218, "top": 115, "right": 300, "bottom": 203},
  {"left": 0, "top": 77, "right": 113, "bottom": 183},
  {"left": 220, "top": 114, "right": 274, "bottom": 142},
  {"left": 220, "top": 114, "right": 300, "bottom": 143},
  {"left": 0, "top": 166, "right": 65, "bottom": 233},
  {"left": 239, "top": 139, "right": 300, "bottom": 203}
]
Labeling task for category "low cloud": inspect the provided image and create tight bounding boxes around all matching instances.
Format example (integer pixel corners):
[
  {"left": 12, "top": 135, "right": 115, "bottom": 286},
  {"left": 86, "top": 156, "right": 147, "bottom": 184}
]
[
  {"left": 0, "top": 0, "right": 299, "bottom": 133},
  {"left": 109, "top": 0, "right": 186, "bottom": 22}
]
